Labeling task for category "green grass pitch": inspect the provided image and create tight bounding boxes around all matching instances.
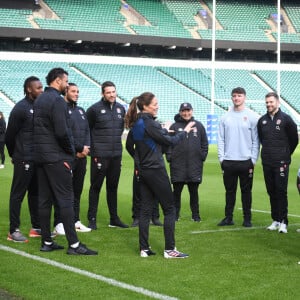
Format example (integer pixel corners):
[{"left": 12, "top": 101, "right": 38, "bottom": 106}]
[{"left": 0, "top": 144, "right": 299, "bottom": 299}]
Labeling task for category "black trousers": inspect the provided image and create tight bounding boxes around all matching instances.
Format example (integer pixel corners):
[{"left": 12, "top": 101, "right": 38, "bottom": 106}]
[
  {"left": 263, "top": 163, "right": 289, "bottom": 225},
  {"left": 53, "top": 157, "right": 87, "bottom": 225},
  {"left": 173, "top": 182, "right": 200, "bottom": 219},
  {"left": 0, "top": 141, "right": 5, "bottom": 164},
  {"left": 88, "top": 156, "right": 121, "bottom": 221},
  {"left": 222, "top": 159, "right": 254, "bottom": 220},
  {"left": 132, "top": 169, "right": 160, "bottom": 220},
  {"left": 9, "top": 161, "right": 40, "bottom": 233},
  {"left": 139, "top": 168, "right": 176, "bottom": 251},
  {"left": 72, "top": 157, "right": 87, "bottom": 222},
  {"left": 37, "top": 161, "right": 78, "bottom": 245}
]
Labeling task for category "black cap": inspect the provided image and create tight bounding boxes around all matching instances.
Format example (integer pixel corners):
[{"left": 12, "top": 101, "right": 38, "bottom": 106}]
[{"left": 179, "top": 103, "right": 193, "bottom": 111}]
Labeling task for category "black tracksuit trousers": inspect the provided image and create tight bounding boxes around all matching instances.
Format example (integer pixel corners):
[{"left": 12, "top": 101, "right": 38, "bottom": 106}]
[
  {"left": 37, "top": 161, "right": 78, "bottom": 245},
  {"left": 263, "top": 163, "right": 289, "bottom": 225},
  {"left": 139, "top": 167, "right": 176, "bottom": 251},
  {"left": 222, "top": 159, "right": 254, "bottom": 221},
  {"left": 88, "top": 156, "right": 121, "bottom": 222},
  {"left": 9, "top": 161, "right": 40, "bottom": 233}
]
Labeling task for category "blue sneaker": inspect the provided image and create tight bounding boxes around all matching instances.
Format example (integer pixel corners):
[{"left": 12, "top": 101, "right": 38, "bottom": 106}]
[{"left": 164, "top": 249, "right": 189, "bottom": 259}]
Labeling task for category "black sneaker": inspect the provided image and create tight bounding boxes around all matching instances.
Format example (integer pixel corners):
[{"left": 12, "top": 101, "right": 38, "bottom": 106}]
[
  {"left": 131, "top": 218, "right": 139, "bottom": 227},
  {"left": 109, "top": 218, "right": 129, "bottom": 228},
  {"left": 242, "top": 220, "right": 252, "bottom": 227},
  {"left": 140, "top": 248, "right": 156, "bottom": 257},
  {"left": 151, "top": 218, "right": 163, "bottom": 226},
  {"left": 67, "top": 243, "right": 98, "bottom": 255},
  {"left": 217, "top": 217, "right": 234, "bottom": 226},
  {"left": 88, "top": 218, "right": 97, "bottom": 230},
  {"left": 40, "top": 242, "right": 64, "bottom": 252},
  {"left": 192, "top": 216, "right": 201, "bottom": 222}
]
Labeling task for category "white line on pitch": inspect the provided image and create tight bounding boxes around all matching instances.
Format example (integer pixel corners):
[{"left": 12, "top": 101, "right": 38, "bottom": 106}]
[
  {"left": 0, "top": 245, "right": 178, "bottom": 300},
  {"left": 191, "top": 226, "right": 266, "bottom": 234},
  {"left": 191, "top": 224, "right": 300, "bottom": 234},
  {"left": 238, "top": 208, "right": 300, "bottom": 218}
]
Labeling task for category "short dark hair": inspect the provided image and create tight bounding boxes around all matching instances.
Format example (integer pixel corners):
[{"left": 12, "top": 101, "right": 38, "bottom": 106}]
[
  {"left": 231, "top": 87, "right": 246, "bottom": 96},
  {"left": 101, "top": 81, "right": 115, "bottom": 94},
  {"left": 46, "top": 68, "right": 68, "bottom": 86},
  {"left": 23, "top": 76, "right": 40, "bottom": 95},
  {"left": 66, "top": 82, "right": 77, "bottom": 91},
  {"left": 265, "top": 92, "right": 279, "bottom": 100}
]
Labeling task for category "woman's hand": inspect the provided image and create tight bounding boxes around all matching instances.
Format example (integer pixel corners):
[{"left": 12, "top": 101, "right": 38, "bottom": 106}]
[{"left": 184, "top": 121, "right": 195, "bottom": 133}]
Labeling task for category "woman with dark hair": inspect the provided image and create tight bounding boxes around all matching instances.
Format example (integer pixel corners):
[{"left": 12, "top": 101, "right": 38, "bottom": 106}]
[
  {"left": 125, "top": 92, "right": 194, "bottom": 258},
  {"left": 0, "top": 111, "right": 6, "bottom": 168}
]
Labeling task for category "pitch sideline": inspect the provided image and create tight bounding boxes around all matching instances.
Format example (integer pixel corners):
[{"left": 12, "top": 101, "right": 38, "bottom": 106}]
[{"left": 0, "top": 245, "right": 178, "bottom": 300}]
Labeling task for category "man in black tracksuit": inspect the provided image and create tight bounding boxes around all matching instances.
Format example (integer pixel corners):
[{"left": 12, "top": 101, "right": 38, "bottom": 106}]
[
  {"left": 34, "top": 67, "right": 97, "bottom": 255},
  {"left": 166, "top": 103, "right": 208, "bottom": 222},
  {"left": 258, "top": 92, "right": 298, "bottom": 234},
  {"left": 5, "top": 76, "right": 43, "bottom": 242},
  {"left": 86, "top": 81, "right": 128, "bottom": 229}
]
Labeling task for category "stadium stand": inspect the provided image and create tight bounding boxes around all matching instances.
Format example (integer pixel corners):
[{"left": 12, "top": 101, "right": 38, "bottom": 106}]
[
  {"left": 35, "top": 0, "right": 129, "bottom": 34},
  {"left": 0, "top": 8, "right": 32, "bottom": 28},
  {"left": 0, "top": 1, "right": 299, "bottom": 129}
]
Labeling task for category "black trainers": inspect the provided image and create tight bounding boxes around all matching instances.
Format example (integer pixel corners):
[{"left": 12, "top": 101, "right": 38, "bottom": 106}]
[
  {"left": 131, "top": 218, "right": 139, "bottom": 227},
  {"left": 151, "top": 218, "right": 163, "bottom": 226},
  {"left": 217, "top": 217, "right": 234, "bottom": 226},
  {"left": 109, "top": 218, "right": 129, "bottom": 228},
  {"left": 140, "top": 248, "right": 156, "bottom": 257},
  {"left": 192, "top": 216, "right": 201, "bottom": 222},
  {"left": 40, "top": 242, "right": 64, "bottom": 252},
  {"left": 67, "top": 243, "right": 98, "bottom": 255},
  {"left": 242, "top": 220, "right": 252, "bottom": 227},
  {"left": 88, "top": 218, "right": 97, "bottom": 230}
]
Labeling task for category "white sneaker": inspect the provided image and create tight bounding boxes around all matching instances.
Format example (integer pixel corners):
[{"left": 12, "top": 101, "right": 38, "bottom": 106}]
[
  {"left": 75, "top": 221, "right": 91, "bottom": 232},
  {"left": 278, "top": 223, "right": 287, "bottom": 234},
  {"left": 54, "top": 223, "right": 65, "bottom": 235},
  {"left": 0, "top": 164, "right": 4, "bottom": 169},
  {"left": 296, "top": 229, "right": 300, "bottom": 233},
  {"left": 267, "top": 221, "right": 280, "bottom": 231}
]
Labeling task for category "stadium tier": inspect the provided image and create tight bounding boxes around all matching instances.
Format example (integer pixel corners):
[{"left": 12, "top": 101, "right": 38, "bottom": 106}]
[
  {"left": 0, "top": 8, "right": 32, "bottom": 28},
  {"left": 0, "top": 60, "right": 299, "bottom": 128},
  {"left": 0, "top": 0, "right": 300, "bottom": 44}
]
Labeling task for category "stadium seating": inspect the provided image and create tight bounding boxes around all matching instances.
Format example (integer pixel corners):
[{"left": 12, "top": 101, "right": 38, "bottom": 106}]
[
  {"left": 0, "top": 8, "right": 32, "bottom": 28},
  {"left": 35, "top": 0, "right": 129, "bottom": 34},
  {"left": 282, "top": 2, "right": 300, "bottom": 32},
  {"left": 1, "top": 1, "right": 300, "bottom": 44},
  {"left": 0, "top": 59, "right": 298, "bottom": 128},
  {"left": 254, "top": 70, "right": 300, "bottom": 112},
  {"left": 0, "top": 97, "right": 12, "bottom": 120},
  {"left": 126, "top": 0, "right": 191, "bottom": 38},
  {"left": 162, "top": 0, "right": 201, "bottom": 27}
]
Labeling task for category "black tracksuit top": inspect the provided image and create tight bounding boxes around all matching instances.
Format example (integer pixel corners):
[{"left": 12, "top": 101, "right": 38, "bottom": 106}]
[
  {"left": 86, "top": 98, "right": 125, "bottom": 158},
  {"left": 166, "top": 114, "right": 209, "bottom": 183},
  {"left": 5, "top": 97, "right": 35, "bottom": 161},
  {"left": 33, "top": 87, "right": 75, "bottom": 164},
  {"left": 257, "top": 108, "right": 298, "bottom": 167}
]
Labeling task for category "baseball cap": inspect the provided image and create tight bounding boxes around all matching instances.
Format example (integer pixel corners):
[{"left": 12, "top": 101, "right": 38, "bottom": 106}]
[{"left": 179, "top": 103, "right": 193, "bottom": 111}]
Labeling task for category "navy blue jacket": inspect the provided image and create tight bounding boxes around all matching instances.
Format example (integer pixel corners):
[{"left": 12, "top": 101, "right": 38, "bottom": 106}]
[
  {"left": 66, "top": 101, "right": 90, "bottom": 153},
  {"left": 126, "top": 113, "right": 186, "bottom": 170},
  {"left": 0, "top": 118, "right": 6, "bottom": 143},
  {"left": 5, "top": 97, "right": 35, "bottom": 161},
  {"left": 33, "top": 87, "right": 75, "bottom": 164}
]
